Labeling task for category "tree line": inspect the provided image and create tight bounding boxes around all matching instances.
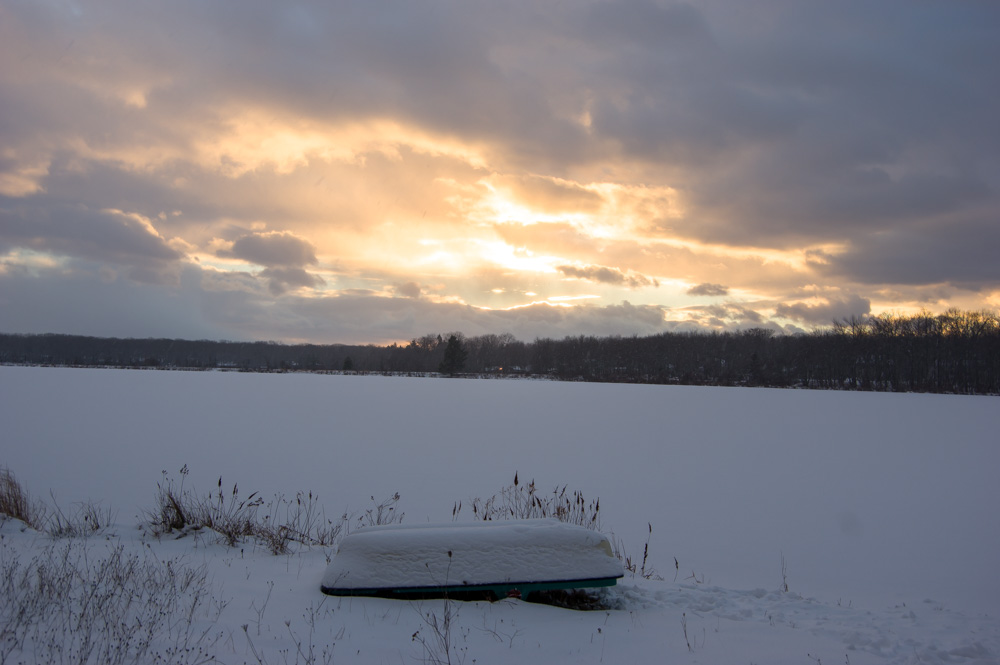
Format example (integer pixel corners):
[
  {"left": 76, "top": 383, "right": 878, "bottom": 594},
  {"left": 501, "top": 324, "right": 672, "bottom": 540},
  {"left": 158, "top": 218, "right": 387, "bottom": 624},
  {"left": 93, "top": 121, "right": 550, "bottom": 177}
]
[{"left": 2, "top": 309, "right": 998, "bottom": 394}]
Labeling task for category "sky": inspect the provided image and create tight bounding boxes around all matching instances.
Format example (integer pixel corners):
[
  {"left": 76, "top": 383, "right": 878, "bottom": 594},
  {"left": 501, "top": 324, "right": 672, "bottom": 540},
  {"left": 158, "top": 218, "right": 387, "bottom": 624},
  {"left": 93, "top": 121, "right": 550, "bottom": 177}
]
[{"left": 1, "top": 0, "right": 998, "bottom": 344}]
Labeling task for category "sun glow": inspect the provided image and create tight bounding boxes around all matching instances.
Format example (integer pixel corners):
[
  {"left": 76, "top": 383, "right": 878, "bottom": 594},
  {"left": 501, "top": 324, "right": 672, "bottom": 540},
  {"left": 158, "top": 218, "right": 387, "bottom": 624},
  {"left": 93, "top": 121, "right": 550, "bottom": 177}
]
[
  {"left": 474, "top": 239, "right": 559, "bottom": 274},
  {"left": 195, "top": 112, "right": 489, "bottom": 177},
  {"left": 471, "top": 179, "right": 597, "bottom": 229},
  {"left": 479, "top": 294, "right": 600, "bottom": 311},
  {"left": 0, "top": 248, "right": 67, "bottom": 273}
]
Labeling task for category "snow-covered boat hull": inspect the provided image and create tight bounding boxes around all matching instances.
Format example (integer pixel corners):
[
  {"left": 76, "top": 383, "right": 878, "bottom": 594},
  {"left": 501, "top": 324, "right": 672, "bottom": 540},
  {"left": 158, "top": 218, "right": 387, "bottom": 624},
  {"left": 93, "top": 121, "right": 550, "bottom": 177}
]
[{"left": 320, "top": 519, "right": 624, "bottom": 599}]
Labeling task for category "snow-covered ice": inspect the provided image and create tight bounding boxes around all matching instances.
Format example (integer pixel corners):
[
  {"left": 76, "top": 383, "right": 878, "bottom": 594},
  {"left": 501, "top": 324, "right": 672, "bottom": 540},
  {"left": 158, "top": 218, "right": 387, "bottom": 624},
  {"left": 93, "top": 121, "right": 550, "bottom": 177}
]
[{"left": 1, "top": 365, "right": 998, "bottom": 664}]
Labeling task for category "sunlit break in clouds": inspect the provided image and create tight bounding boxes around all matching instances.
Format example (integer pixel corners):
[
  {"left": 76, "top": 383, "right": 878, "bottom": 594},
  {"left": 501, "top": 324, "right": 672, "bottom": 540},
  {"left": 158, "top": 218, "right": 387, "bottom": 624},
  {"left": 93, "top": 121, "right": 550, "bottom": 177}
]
[{"left": 2, "top": 0, "right": 999, "bottom": 343}]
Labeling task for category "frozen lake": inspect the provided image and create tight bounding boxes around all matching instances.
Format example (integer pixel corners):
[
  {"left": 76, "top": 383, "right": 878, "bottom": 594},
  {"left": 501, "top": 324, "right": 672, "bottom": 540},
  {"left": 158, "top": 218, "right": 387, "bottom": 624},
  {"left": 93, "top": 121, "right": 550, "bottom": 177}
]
[{"left": 2, "top": 365, "right": 998, "bottom": 614}]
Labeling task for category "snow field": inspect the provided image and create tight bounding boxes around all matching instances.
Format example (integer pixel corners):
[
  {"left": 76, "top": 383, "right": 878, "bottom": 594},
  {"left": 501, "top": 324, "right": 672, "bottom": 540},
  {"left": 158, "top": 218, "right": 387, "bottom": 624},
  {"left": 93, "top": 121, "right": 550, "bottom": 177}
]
[{"left": 1, "top": 365, "right": 998, "bottom": 663}]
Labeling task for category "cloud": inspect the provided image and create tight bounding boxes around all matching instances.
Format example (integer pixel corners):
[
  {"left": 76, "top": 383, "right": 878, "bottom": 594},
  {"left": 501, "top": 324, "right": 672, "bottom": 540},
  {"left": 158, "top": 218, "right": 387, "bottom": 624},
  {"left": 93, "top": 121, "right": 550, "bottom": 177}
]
[
  {"left": 776, "top": 295, "right": 871, "bottom": 326},
  {"left": 557, "top": 263, "right": 658, "bottom": 288},
  {"left": 493, "top": 222, "right": 596, "bottom": 257},
  {"left": 393, "top": 281, "right": 422, "bottom": 298},
  {"left": 215, "top": 231, "right": 325, "bottom": 294},
  {"left": 221, "top": 231, "right": 318, "bottom": 268},
  {"left": 681, "top": 302, "right": 767, "bottom": 330},
  {"left": 0, "top": 202, "right": 179, "bottom": 263},
  {"left": 236, "top": 295, "right": 674, "bottom": 344},
  {"left": 0, "top": 263, "right": 224, "bottom": 339},
  {"left": 2, "top": 0, "right": 999, "bottom": 342},
  {"left": 494, "top": 221, "right": 812, "bottom": 298},
  {"left": 259, "top": 267, "right": 325, "bottom": 295},
  {"left": 0, "top": 153, "right": 49, "bottom": 197},
  {"left": 816, "top": 212, "right": 1000, "bottom": 291},
  {"left": 492, "top": 175, "right": 604, "bottom": 215},
  {"left": 570, "top": 1, "right": 1000, "bottom": 257},
  {"left": 582, "top": 0, "right": 714, "bottom": 51},
  {"left": 0, "top": 200, "right": 183, "bottom": 283},
  {"left": 0, "top": 251, "right": 872, "bottom": 344},
  {"left": 687, "top": 283, "right": 729, "bottom": 297}
]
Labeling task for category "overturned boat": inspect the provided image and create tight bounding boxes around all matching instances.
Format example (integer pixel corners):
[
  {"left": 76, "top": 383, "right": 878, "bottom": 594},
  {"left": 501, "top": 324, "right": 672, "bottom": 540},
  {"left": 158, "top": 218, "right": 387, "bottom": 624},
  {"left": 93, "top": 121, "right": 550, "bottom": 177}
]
[{"left": 320, "top": 519, "right": 624, "bottom": 600}]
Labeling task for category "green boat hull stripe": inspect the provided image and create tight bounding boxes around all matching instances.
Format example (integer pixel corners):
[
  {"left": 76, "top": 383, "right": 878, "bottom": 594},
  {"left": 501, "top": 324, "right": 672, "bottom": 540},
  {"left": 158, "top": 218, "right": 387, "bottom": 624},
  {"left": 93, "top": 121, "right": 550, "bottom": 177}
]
[{"left": 321, "top": 575, "right": 621, "bottom": 597}]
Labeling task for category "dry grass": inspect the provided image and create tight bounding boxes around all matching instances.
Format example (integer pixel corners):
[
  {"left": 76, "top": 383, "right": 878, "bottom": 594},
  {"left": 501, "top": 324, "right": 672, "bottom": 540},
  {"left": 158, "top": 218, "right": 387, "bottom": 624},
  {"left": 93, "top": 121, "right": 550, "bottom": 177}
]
[
  {"left": 452, "top": 472, "right": 661, "bottom": 610},
  {"left": 453, "top": 472, "right": 602, "bottom": 529},
  {"left": 144, "top": 465, "right": 401, "bottom": 554},
  {"left": 2, "top": 467, "right": 118, "bottom": 538},
  {"left": 0, "top": 466, "right": 47, "bottom": 530},
  {"left": 0, "top": 539, "right": 222, "bottom": 664},
  {"left": 454, "top": 472, "right": 660, "bottom": 581},
  {"left": 48, "top": 495, "right": 117, "bottom": 538},
  {"left": 6, "top": 465, "right": 657, "bottom": 590}
]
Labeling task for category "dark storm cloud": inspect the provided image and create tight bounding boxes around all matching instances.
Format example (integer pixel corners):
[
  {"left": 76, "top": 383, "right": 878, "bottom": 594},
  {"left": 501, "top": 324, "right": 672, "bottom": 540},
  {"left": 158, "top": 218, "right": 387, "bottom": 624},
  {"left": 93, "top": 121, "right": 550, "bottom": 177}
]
[
  {"left": 687, "top": 283, "right": 729, "bottom": 297},
  {"left": 580, "top": 1, "right": 792, "bottom": 167},
  {"left": 583, "top": 0, "right": 713, "bottom": 48},
  {"left": 0, "top": 199, "right": 182, "bottom": 281},
  {"left": 121, "top": 0, "right": 589, "bottom": 169},
  {"left": 0, "top": 263, "right": 224, "bottom": 339},
  {"left": 22, "top": 159, "right": 238, "bottom": 233},
  {"left": 221, "top": 232, "right": 318, "bottom": 268},
  {"left": 818, "top": 213, "right": 1000, "bottom": 289},
  {"left": 680, "top": 159, "right": 995, "bottom": 248},
  {"left": 585, "top": 1, "right": 1000, "bottom": 259}
]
